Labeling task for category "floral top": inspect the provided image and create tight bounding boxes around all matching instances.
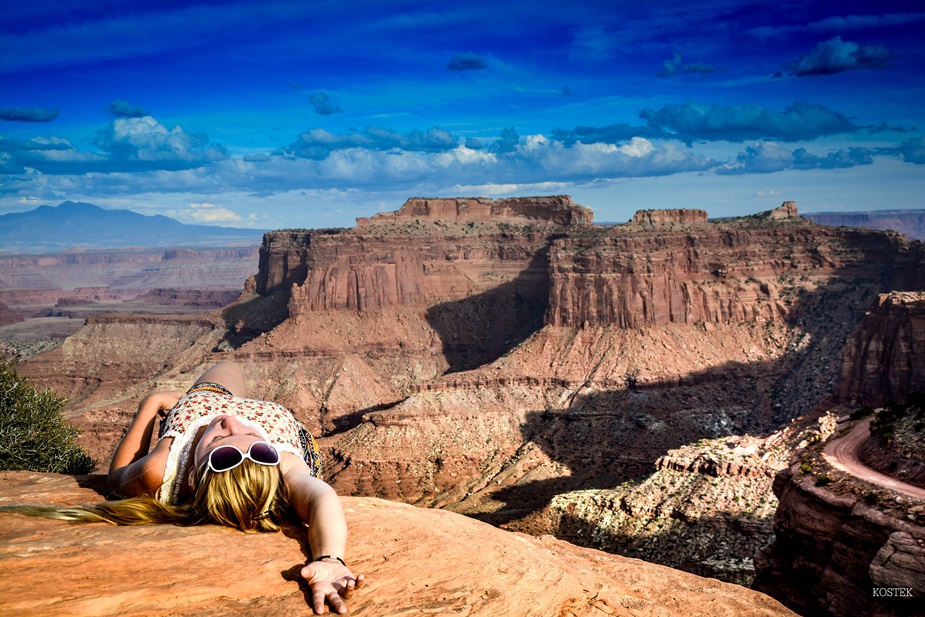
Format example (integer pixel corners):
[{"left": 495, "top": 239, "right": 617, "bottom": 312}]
[{"left": 156, "top": 390, "right": 320, "bottom": 505}]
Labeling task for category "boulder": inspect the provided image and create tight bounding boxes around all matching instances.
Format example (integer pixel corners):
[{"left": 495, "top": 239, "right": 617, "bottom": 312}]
[{"left": 0, "top": 471, "right": 796, "bottom": 617}]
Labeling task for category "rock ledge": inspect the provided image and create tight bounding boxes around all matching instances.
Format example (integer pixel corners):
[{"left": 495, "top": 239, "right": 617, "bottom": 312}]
[{"left": 0, "top": 472, "right": 795, "bottom": 617}]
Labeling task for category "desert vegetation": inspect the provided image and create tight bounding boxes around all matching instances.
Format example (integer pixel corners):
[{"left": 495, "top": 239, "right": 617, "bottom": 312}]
[{"left": 0, "top": 362, "right": 95, "bottom": 474}]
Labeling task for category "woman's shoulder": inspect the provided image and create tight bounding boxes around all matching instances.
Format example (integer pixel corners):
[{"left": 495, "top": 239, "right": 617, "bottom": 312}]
[
  {"left": 111, "top": 437, "right": 174, "bottom": 497},
  {"left": 140, "top": 438, "right": 174, "bottom": 488}
]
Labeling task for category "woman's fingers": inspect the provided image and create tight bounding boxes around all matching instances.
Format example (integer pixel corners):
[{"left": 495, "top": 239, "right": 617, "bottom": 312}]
[
  {"left": 327, "top": 590, "right": 348, "bottom": 614},
  {"left": 311, "top": 588, "right": 327, "bottom": 614}
]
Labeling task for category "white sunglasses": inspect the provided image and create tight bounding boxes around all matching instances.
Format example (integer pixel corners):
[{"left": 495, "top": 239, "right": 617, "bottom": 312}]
[{"left": 206, "top": 441, "right": 280, "bottom": 473}]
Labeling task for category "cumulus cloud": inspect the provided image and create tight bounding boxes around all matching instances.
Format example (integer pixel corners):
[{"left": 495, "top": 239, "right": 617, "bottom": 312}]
[
  {"left": 551, "top": 123, "right": 663, "bottom": 146},
  {"left": 30, "top": 126, "right": 716, "bottom": 200},
  {"left": 186, "top": 202, "right": 243, "bottom": 223},
  {"left": 280, "top": 126, "right": 459, "bottom": 159},
  {"left": 489, "top": 128, "right": 521, "bottom": 154},
  {"left": 788, "top": 37, "right": 890, "bottom": 77},
  {"left": 750, "top": 12, "right": 925, "bottom": 38},
  {"left": 447, "top": 52, "right": 487, "bottom": 71},
  {"left": 0, "top": 115, "right": 227, "bottom": 175},
  {"left": 658, "top": 53, "right": 721, "bottom": 78},
  {"left": 0, "top": 107, "right": 59, "bottom": 122},
  {"left": 3, "top": 112, "right": 920, "bottom": 214},
  {"left": 106, "top": 100, "right": 150, "bottom": 118},
  {"left": 309, "top": 92, "right": 341, "bottom": 115},
  {"left": 516, "top": 136, "right": 716, "bottom": 179},
  {"left": 886, "top": 137, "right": 925, "bottom": 164},
  {"left": 93, "top": 116, "right": 227, "bottom": 167},
  {"left": 717, "top": 141, "right": 876, "bottom": 175},
  {"left": 639, "top": 101, "right": 861, "bottom": 144}
]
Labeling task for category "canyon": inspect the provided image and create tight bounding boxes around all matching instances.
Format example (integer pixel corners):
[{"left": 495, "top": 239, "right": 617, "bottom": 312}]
[
  {"left": 0, "top": 246, "right": 257, "bottom": 360},
  {"left": 804, "top": 209, "right": 925, "bottom": 242},
  {"left": 8, "top": 196, "right": 925, "bottom": 615}
]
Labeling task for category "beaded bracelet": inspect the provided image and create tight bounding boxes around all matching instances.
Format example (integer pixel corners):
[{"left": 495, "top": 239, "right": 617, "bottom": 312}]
[{"left": 313, "top": 555, "right": 346, "bottom": 567}]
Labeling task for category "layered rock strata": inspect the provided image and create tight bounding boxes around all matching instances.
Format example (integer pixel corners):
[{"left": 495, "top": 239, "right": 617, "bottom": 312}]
[
  {"left": 754, "top": 290, "right": 925, "bottom": 616},
  {"left": 805, "top": 209, "right": 925, "bottom": 242},
  {"left": 838, "top": 291, "right": 925, "bottom": 406},
  {"left": 0, "top": 247, "right": 258, "bottom": 294},
  {"left": 754, "top": 456, "right": 925, "bottom": 617},
  {"left": 0, "top": 300, "right": 22, "bottom": 326},
  {"left": 253, "top": 196, "right": 590, "bottom": 297},
  {"left": 356, "top": 195, "right": 594, "bottom": 227},
  {"left": 630, "top": 208, "right": 708, "bottom": 226}
]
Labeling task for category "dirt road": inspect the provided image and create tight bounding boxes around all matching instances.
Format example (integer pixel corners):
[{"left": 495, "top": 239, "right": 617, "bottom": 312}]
[{"left": 822, "top": 417, "right": 925, "bottom": 500}]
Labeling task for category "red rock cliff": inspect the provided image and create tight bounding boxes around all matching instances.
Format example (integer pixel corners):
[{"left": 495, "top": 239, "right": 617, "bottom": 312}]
[
  {"left": 357, "top": 195, "right": 593, "bottom": 226},
  {"left": 631, "top": 208, "right": 708, "bottom": 226},
  {"left": 545, "top": 224, "right": 902, "bottom": 328},
  {"left": 252, "top": 196, "right": 590, "bottom": 297},
  {"left": 16, "top": 198, "right": 925, "bottom": 607},
  {"left": 754, "top": 462, "right": 924, "bottom": 617},
  {"left": 838, "top": 291, "right": 925, "bottom": 406}
]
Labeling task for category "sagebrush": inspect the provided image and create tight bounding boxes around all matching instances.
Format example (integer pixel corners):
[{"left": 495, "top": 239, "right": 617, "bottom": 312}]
[{"left": 0, "top": 361, "right": 95, "bottom": 473}]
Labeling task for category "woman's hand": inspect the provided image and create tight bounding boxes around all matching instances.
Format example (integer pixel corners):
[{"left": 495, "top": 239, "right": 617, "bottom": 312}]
[{"left": 300, "top": 560, "right": 364, "bottom": 614}]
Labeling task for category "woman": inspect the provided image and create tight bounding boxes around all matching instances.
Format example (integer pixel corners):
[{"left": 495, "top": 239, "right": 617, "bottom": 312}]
[{"left": 8, "top": 361, "right": 363, "bottom": 615}]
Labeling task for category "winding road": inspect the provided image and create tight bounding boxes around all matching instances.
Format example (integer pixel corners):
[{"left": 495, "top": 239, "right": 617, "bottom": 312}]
[{"left": 822, "top": 417, "right": 925, "bottom": 500}]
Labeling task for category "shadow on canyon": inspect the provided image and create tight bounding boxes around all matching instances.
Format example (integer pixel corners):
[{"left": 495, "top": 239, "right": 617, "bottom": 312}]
[
  {"left": 548, "top": 507, "right": 771, "bottom": 587},
  {"left": 472, "top": 229, "right": 922, "bottom": 528},
  {"left": 217, "top": 288, "right": 292, "bottom": 349},
  {"left": 424, "top": 248, "right": 552, "bottom": 373}
]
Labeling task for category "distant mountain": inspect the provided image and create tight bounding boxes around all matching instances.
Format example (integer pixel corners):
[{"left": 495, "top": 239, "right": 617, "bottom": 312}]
[
  {"left": 0, "top": 201, "right": 268, "bottom": 253},
  {"left": 803, "top": 209, "right": 925, "bottom": 241}
]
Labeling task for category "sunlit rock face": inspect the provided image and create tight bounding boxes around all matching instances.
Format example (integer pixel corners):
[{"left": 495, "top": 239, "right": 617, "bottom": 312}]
[{"left": 0, "top": 471, "right": 798, "bottom": 617}]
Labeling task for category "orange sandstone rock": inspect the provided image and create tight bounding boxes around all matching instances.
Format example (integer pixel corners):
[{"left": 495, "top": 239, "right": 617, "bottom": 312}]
[{"left": 0, "top": 472, "right": 796, "bottom": 617}]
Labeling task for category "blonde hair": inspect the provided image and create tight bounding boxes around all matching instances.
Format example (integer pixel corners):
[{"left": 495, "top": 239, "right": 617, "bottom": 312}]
[{"left": 1, "top": 460, "right": 287, "bottom": 533}]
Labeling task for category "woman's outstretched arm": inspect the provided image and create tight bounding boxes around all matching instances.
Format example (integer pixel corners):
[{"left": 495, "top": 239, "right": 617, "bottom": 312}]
[
  {"left": 282, "top": 456, "right": 364, "bottom": 614},
  {"left": 108, "top": 391, "right": 184, "bottom": 496}
]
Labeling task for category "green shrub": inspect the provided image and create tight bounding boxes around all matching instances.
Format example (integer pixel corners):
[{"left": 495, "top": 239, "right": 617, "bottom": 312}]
[
  {"left": 0, "top": 362, "right": 95, "bottom": 473},
  {"left": 815, "top": 473, "right": 832, "bottom": 487}
]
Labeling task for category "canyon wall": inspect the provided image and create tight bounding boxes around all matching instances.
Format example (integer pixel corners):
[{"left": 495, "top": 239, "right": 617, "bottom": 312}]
[
  {"left": 805, "top": 209, "right": 925, "bottom": 242},
  {"left": 756, "top": 292, "right": 925, "bottom": 616},
  {"left": 252, "top": 196, "right": 590, "bottom": 298},
  {"left": 541, "top": 415, "right": 837, "bottom": 587},
  {"left": 356, "top": 195, "right": 594, "bottom": 227},
  {"left": 0, "top": 247, "right": 258, "bottom": 293},
  {"left": 754, "top": 463, "right": 924, "bottom": 617},
  {"left": 838, "top": 291, "right": 925, "bottom": 406}
]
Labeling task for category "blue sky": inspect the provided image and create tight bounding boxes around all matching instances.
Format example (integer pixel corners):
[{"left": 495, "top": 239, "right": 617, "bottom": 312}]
[{"left": 1, "top": 0, "right": 923, "bottom": 229}]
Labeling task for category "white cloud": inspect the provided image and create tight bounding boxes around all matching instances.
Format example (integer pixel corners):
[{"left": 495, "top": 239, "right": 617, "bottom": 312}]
[
  {"left": 184, "top": 202, "right": 242, "bottom": 223},
  {"left": 449, "top": 181, "right": 570, "bottom": 196}
]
